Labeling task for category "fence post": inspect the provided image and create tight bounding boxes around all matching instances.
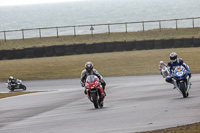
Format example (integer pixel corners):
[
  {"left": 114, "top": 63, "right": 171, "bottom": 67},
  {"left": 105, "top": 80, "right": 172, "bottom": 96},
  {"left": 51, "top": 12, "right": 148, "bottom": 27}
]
[
  {"left": 22, "top": 29, "right": 24, "bottom": 40},
  {"left": 159, "top": 21, "right": 161, "bottom": 31},
  {"left": 176, "top": 20, "right": 178, "bottom": 30},
  {"left": 56, "top": 27, "right": 59, "bottom": 38},
  {"left": 142, "top": 22, "right": 145, "bottom": 32},
  {"left": 90, "top": 25, "right": 94, "bottom": 36},
  {"left": 192, "top": 19, "right": 195, "bottom": 29},
  {"left": 108, "top": 24, "right": 110, "bottom": 34},
  {"left": 4, "top": 31, "right": 6, "bottom": 42},
  {"left": 125, "top": 23, "right": 128, "bottom": 33},
  {"left": 39, "top": 28, "right": 42, "bottom": 39},
  {"left": 74, "top": 26, "right": 76, "bottom": 37}
]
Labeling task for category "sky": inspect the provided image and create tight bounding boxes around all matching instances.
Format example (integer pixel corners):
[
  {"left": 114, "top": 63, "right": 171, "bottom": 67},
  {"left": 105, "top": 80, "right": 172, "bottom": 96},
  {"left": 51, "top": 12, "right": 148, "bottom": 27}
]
[{"left": 0, "top": 0, "right": 86, "bottom": 6}]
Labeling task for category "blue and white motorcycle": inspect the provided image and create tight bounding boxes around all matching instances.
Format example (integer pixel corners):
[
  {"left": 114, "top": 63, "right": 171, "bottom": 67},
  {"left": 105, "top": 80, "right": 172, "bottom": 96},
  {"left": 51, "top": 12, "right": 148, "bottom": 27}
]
[{"left": 172, "top": 66, "right": 191, "bottom": 98}]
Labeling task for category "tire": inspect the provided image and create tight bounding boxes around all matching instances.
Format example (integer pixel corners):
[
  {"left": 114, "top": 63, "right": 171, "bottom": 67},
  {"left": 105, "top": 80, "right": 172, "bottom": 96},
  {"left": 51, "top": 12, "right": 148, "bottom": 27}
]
[
  {"left": 10, "top": 88, "right": 14, "bottom": 92},
  {"left": 91, "top": 93, "right": 98, "bottom": 109},
  {"left": 22, "top": 85, "right": 26, "bottom": 90},
  {"left": 179, "top": 82, "right": 187, "bottom": 98}
]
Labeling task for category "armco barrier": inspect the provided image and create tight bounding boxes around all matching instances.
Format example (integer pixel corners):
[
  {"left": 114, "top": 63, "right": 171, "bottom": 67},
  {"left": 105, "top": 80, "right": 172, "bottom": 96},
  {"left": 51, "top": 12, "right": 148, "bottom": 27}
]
[
  {"left": 65, "top": 45, "right": 75, "bottom": 55},
  {"left": 163, "top": 39, "right": 174, "bottom": 49},
  {"left": 44, "top": 46, "right": 55, "bottom": 57},
  {"left": 55, "top": 45, "right": 66, "bottom": 56},
  {"left": 154, "top": 40, "right": 164, "bottom": 49},
  {"left": 25, "top": 48, "right": 35, "bottom": 58},
  {"left": 115, "top": 41, "right": 125, "bottom": 51},
  {"left": 105, "top": 42, "right": 115, "bottom": 52},
  {"left": 174, "top": 38, "right": 183, "bottom": 48},
  {"left": 74, "top": 44, "right": 85, "bottom": 54},
  {"left": 135, "top": 40, "right": 145, "bottom": 50},
  {"left": 182, "top": 38, "right": 193, "bottom": 47},
  {"left": 4, "top": 50, "right": 15, "bottom": 59},
  {"left": 34, "top": 47, "right": 45, "bottom": 57},
  {"left": 95, "top": 43, "right": 106, "bottom": 53},
  {"left": 14, "top": 49, "right": 25, "bottom": 59},
  {"left": 193, "top": 38, "right": 200, "bottom": 47},
  {"left": 125, "top": 41, "right": 135, "bottom": 51},
  {"left": 145, "top": 40, "right": 154, "bottom": 50},
  {"left": 85, "top": 44, "right": 95, "bottom": 54},
  {"left": 0, "top": 50, "right": 5, "bottom": 60},
  {"left": 1, "top": 37, "right": 200, "bottom": 60}
]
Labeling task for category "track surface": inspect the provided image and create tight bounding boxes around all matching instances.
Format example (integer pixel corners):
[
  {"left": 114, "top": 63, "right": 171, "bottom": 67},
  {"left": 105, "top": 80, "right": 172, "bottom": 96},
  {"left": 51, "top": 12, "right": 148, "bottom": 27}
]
[{"left": 0, "top": 75, "right": 200, "bottom": 133}]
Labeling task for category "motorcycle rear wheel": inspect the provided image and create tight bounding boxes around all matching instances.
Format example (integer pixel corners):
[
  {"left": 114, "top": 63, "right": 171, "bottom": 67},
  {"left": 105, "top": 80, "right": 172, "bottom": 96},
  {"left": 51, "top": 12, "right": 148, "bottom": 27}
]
[{"left": 91, "top": 93, "right": 99, "bottom": 109}]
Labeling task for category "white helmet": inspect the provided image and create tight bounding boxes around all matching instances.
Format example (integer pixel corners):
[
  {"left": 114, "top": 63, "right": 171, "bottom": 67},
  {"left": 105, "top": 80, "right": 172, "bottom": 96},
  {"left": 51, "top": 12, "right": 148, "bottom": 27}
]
[
  {"left": 9, "top": 76, "right": 14, "bottom": 79},
  {"left": 160, "top": 61, "right": 164, "bottom": 64}
]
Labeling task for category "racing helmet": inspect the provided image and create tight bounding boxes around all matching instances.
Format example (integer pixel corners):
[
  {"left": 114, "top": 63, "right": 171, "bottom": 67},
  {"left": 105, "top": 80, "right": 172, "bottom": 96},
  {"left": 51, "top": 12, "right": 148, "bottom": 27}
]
[
  {"left": 85, "top": 62, "right": 93, "bottom": 72},
  {"left": 9, "top": 76, "right": 14, "bottom": 80},
  {"left": 160, "top": 61, "right": 164, "bottom": 64},
  {"left": 170, "top": 52, "right": 177, "bottom": 63}
]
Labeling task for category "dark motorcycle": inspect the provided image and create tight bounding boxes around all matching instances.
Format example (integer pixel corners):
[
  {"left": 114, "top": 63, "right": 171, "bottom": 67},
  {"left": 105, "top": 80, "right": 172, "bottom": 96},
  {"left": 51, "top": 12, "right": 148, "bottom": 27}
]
[{"left": 6, "top": 79, "right": 26, "bottom": 91}]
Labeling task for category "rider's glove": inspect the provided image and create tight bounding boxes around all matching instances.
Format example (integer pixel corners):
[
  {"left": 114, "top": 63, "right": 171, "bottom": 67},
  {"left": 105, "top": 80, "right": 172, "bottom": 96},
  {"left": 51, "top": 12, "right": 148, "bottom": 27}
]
[
  {"left": 187, "top": 71, "right": 191, "bottom": 78},
  {"left": 100, "top": 79, "right": 105, "bottom": 83},
  {"left": 81, "top": 82, "right": 85, "bottom": 87},
  {"left": 187, "top": 71, "right": 191, "bottom": 74}
]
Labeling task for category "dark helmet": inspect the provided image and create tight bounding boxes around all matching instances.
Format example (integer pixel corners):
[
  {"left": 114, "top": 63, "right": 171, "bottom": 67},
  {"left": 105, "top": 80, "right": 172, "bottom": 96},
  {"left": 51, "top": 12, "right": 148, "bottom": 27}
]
[
  {"left": 85, "top": 62, "right": 93, "bottom": 72},
  {"left": 170, "top": 52, "right": 177, "bottom": 63}
]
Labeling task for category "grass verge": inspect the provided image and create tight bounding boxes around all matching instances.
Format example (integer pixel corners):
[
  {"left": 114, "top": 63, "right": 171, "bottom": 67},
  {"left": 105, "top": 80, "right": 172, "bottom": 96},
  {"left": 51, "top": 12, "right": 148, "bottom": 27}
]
[
  {"left": 0, "top": 91, "right": 45, "bottom": 99},
  {"left": 0, "top": 47, "right": 199, "bottom": 81},
  {"left": 0, "top": 28, "right": 200, "bottom": 50},
  {"left": 137, "top": 122, "right": 200, "bottom": 133}
]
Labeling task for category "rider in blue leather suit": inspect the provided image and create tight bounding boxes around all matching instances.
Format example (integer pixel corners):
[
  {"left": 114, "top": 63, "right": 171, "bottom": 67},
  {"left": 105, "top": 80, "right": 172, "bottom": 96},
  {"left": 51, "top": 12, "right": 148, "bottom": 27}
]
[{"left": 165, "top": 52, "right": 191, "bottom": 88}]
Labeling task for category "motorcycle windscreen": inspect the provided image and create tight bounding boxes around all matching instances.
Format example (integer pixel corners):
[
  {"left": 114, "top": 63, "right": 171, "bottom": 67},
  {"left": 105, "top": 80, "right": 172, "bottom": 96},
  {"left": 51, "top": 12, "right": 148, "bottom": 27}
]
[{"left": 86, "top": 75, "right": 99, "bottom": 82}]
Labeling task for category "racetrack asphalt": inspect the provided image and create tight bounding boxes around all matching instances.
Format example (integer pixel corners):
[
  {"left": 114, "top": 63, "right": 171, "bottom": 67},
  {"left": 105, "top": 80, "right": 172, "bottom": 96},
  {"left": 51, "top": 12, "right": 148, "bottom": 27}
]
[{"left": 0, "top": 74, "right": 200, "bottom": 133}]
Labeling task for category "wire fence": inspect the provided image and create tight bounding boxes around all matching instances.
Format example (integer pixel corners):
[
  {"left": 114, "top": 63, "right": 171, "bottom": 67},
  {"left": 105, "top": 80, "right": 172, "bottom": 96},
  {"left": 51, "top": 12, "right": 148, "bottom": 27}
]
[{"left": 0, "top": 17, "right": 200, "bottom": 42}]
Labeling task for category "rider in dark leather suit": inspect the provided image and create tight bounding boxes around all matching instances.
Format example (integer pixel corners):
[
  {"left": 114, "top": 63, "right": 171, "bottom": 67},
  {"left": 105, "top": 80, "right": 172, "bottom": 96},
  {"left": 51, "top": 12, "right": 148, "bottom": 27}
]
[{"left": 80, "top": 62, "right": 106, "bottom": 95}]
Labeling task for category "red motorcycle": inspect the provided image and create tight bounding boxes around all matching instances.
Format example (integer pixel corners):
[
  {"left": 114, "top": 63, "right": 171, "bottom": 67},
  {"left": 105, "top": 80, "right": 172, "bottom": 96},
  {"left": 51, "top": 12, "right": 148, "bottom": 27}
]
[{"left": 85, "top": 75, "right": 105, "bottom": 109}]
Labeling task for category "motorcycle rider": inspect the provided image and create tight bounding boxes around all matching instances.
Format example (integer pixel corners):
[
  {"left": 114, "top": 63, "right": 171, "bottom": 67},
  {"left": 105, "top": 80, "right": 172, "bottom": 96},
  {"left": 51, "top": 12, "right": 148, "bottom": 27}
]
[
  {"left": 159, "top": 61, "right": 168, "bottom": 78},
  {"left": 165, "top": 52, "right": 191, "bottom": 89},
  {"left": 7, "top": 76, "right": 17, "bottom": 85},
  {"left": 80, "top": 62, "right": 106, "bottom": 96}
]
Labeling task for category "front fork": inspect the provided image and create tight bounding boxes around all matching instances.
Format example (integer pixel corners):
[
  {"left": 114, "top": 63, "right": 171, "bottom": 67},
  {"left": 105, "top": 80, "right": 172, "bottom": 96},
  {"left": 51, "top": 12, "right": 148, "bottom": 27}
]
[{"left": 173, "top": 75, "right": 191, "bottom": 94}]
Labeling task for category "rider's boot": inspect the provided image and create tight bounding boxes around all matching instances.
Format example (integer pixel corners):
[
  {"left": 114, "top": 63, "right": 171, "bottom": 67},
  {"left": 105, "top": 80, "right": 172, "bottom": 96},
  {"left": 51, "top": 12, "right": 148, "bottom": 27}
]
[
  {"left": 189, "top": 82, "right": 192, "bottom": 89},
  {"left": 103, "top": 86, "right": 106, "bottom": 96},
  {"left": 172, "top": 80, "right": 176, "bottom": 89},
  {"left": 84, "top": 89, "right": 87, "bottom": 95}
]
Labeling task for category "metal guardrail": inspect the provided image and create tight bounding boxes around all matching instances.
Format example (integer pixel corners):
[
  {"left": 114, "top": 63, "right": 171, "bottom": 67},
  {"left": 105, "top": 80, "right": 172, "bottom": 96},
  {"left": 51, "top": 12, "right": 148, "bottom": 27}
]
[
  {"left": 1, "top": 38, "right": 200, "bottom": 60},
  {"left": 0, "top": 17, "right": 200, "bottom": 42}
]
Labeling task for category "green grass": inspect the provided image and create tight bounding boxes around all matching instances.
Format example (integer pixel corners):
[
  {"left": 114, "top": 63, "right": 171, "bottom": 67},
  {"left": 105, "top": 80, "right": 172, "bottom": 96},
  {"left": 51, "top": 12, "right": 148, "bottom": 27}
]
[
  {"left": 0, "top": 28, "right": 200, "bottom": 50},
  {"left": 0, "top": 47, "right": 199, "bottom": 81},
  {"left": 0, "top": 91, "right": 45, "bottom": 99},
  {"left": 137, "top": 122, "right": 200, "bottom": 133}
]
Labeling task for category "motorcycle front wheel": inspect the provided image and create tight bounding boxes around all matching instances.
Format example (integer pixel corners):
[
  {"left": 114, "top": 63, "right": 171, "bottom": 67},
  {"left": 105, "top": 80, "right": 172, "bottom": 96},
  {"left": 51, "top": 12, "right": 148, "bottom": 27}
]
[
  {"left": 180, "top": 82, "right": 188, "bottom": 98},
  {"left": 91, "top": 93, "right": 98, "bottom": 109},
  {"left": 21, "top": 85, "right": 26, "bottom": 90}
]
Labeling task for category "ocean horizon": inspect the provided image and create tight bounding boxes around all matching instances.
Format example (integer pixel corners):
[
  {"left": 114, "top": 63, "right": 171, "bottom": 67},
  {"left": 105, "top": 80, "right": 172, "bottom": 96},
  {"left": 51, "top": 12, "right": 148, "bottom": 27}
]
[{"left": 0, "top": 0, "right": 200, "bottom": 39}]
